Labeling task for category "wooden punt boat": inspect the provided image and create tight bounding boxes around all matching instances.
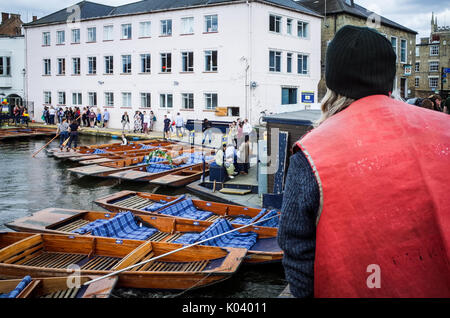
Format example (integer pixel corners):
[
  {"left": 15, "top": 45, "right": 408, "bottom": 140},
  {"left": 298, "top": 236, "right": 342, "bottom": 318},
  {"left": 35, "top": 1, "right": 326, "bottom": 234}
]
[
  {"left": 0, "top": 232, "right": 246, "bottom": 290},
  {"left": 94, "top": 191, "right": 279, "bottom": 226},
  {"left": 5, "top": 208, "right": 282, "bottom": 264},
  {"left": 150, "top": 164, "right": 209, "bottom": 187},
  {"left": 0, "top": 275, "right": 117, "bottom": 298},
  {"left": 0, "top": 128, "right": 56, "bottom": 141}
]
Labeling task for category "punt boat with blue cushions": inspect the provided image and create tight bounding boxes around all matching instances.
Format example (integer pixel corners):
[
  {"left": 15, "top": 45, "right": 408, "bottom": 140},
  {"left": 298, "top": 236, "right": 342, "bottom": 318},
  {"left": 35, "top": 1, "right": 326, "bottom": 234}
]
[
  {"left": 0, "top": 232, "right": 246, "bottom": 290},
  {"left": 0, "top": 275, "right": 117, "bottom": 298},
  {"left": 67, "top": 146, "right": 215, "bottom": 179},
  {"left": 5, "top": 208, "right": 282, "bottom": 264},
  {"left": 94, "top": 191, "right": 281, "bottom": 227}
]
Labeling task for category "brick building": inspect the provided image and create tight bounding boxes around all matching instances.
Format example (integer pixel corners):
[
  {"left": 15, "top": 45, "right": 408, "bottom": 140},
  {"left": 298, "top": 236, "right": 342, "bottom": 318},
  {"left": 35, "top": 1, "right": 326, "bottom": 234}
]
[
  {"left": 415, "top": 13, "right": 450, "bottom": 99},
  {"left": 298, "top": 0, "right": 417, "bottom": 101},
  {"left": 0, "top": 12, "right": 23, "bottom": 36}
]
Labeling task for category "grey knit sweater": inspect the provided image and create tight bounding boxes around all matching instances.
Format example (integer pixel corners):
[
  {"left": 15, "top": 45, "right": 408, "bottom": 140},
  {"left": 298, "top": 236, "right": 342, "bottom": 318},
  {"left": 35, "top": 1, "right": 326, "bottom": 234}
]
[{"left": 277, "top": 149, "right": 320, "bottom": 298}]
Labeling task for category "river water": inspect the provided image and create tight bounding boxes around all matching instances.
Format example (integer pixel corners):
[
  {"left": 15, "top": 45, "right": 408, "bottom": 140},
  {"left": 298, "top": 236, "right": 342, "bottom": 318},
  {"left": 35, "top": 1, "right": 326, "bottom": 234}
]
[{"left": 0, "top": 134, "right": 286, "bottom": 298}]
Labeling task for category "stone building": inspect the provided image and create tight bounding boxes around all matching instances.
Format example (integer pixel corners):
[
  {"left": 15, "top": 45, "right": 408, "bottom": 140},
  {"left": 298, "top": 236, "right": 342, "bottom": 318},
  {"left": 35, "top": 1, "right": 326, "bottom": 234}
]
[
  {"left": 298, "top": 0, "right": 417, "bottom": 101},
  {"left": 415, "top": 13, "right": 450, "bottom": 99}
]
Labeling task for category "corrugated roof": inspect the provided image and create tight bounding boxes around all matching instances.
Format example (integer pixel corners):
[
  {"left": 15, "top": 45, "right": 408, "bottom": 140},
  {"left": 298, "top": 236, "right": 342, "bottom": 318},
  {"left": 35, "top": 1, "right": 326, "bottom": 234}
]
[
  {"left": 24, "top": 0, "right": 321, "bottom": 27},
  {"left": 298, "top": 0, "right": 417, "bottom": 34}
]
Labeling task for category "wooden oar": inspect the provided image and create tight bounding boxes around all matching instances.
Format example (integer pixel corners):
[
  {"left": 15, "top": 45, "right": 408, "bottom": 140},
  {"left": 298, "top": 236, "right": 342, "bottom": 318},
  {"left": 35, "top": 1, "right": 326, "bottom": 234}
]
[
  {"left": 83, "top": 214, "right": 279, "bottom": 286},
  {"left": 32, "top": 134, "right": 60, "bottom": 158}
]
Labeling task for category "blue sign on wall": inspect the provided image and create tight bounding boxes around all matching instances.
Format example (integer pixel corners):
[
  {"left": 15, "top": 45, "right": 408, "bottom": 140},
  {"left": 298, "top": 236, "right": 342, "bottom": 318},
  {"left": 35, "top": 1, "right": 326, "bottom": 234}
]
[{"left": 301, "top": 92, "right": 315, "bottom": 104}]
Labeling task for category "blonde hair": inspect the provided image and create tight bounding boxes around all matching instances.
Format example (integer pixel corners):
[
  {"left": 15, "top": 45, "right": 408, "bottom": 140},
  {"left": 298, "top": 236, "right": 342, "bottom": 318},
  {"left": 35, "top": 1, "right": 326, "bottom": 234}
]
[{"left": 316, "top": 88, "right": 355, "bottom": 127}]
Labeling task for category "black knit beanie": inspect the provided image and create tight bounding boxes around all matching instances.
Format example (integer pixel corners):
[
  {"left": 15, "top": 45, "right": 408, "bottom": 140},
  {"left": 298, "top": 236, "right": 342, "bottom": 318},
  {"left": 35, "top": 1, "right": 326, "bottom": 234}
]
[{"left": 325, "top": 25, "right": 397, "bottom": 100}]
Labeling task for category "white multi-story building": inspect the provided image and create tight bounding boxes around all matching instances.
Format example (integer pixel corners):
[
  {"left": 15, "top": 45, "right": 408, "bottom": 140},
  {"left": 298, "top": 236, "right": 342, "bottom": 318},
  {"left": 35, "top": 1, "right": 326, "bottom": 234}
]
[
  {"left": 24, "top": 0, "right": 322, "bottom": 129},
  {"left": 0, "top": 35, "right": 25, "bottom": 112}
]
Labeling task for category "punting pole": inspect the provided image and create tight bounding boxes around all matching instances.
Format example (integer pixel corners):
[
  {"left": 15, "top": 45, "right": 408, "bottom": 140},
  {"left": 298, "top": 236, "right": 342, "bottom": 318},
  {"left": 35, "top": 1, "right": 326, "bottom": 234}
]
[
  {"left": 32, "top": 134, "right": 60, "bottom": 158},
  {"left": 83, "top": 214, "right": 279, "bottom": 286}
]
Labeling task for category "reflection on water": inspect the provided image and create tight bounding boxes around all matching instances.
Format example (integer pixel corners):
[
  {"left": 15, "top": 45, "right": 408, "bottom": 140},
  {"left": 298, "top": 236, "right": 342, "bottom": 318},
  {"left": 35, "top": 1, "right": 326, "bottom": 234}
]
[{"left": 0, "top": 134, "right": 286, "bottom": 298}]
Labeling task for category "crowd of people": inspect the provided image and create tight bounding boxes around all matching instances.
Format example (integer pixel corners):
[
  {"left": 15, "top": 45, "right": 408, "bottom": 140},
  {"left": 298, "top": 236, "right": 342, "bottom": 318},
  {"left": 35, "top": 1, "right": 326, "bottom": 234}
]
[
  {"left": 11, "top": 105, "right": 30, "bottom": 126},
  {"left": 42, "top": 106, "right": 112, "bottom": 129},
  {"left": 411, "top": 94, "right": 450, "bottom": 114}
]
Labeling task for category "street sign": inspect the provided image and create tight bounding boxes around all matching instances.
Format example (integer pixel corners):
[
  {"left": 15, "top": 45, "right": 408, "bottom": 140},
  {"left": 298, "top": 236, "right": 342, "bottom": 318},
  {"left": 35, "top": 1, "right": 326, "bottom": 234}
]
[
  {"left": 301, "top": 92, "right": 315, "bottom": 104},
  {"left": 444, "top": 68, "right": 450, "bottom": 73}
]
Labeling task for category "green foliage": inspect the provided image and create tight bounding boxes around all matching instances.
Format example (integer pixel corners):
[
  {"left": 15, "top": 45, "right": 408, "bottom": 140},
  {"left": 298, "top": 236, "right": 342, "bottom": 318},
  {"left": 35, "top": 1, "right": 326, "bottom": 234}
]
[{"left": 146, "top": 149, "right": 174, "bottom": 167}]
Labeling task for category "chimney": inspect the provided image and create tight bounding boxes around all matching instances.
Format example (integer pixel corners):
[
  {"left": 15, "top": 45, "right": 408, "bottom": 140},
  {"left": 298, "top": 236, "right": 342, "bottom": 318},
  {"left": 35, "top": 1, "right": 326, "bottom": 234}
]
[
  {"left": 33, "top": 16, "right": 38, "bottom": 22},
  {"left": 1, "top": 12, "right": 9, "bottom": 23}
]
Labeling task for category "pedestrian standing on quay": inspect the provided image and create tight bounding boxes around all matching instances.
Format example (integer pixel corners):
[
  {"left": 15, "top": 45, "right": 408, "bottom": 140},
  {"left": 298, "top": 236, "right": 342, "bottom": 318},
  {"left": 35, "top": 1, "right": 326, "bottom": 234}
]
[
  {"left": 96, "top": 108, "right": 102, "bottom": 128},
  {"left": 142, "top": 111, "right": 149, "bottom": 134},
  {"left": 103, "top": 108, "right": 110, "bottom": 128},
  {"left": 175, "top": 112, "right": 184, "bottom": 138},
  {"left": 121, "top": 112, "right": 130, "bottom": 132},
  {"left": 88, "top": 108, "right": 96, "bottom": 127},
  {"left": 163, "top": 115, "right": 171, "bottom": 139},
  {"left": 278, "top": 25, "right": 450, "bottom": 298},
  {"left": 134, "top": 111, "right": 142, "bottom": 133},
  {"left": 149, "top": 111, "right": 155, "bottom": 132}
]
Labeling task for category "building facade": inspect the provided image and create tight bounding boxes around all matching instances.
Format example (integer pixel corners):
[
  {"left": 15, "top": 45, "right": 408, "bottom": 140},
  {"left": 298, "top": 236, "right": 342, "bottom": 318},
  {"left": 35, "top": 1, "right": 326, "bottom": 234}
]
[
  {"left": 299, "top": 0, "right": 417, "bottom": 101},
  {"left": 0, "top": 13, "right": 25, "bottom": 113},
  {"left": 24, "top": 0, "right": 322, "bottom": 130},
  {"left": 415, "top": 13, "right": 450, "bottom": 99}
]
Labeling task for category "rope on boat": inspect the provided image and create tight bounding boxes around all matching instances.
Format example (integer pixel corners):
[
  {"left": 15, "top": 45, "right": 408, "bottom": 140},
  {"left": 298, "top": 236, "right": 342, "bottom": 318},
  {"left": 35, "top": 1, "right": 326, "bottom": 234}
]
[{"left": 83, "top": 214, "right": 279, "bottom": 286}]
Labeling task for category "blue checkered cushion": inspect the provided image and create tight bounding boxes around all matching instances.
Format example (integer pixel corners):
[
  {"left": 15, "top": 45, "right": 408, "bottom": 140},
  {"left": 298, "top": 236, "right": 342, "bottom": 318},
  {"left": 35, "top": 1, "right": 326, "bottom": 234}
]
[
  {"left": 142, "top": 195, "right": 186, "bottom": 212},
  {"left": 92, "top": 149, "right": 107, "bottom": 154},
  {"left": 256, "top": 210, "right": 279, "bottom": 228},
  {"left": 139, "top": 145, "right": 156, "bottom": 150},
  {"left": 157, "top": 198, "right": 214, "bottom": 221},
  {"left": 172, "top": 232, "right": 201, "bottom": 245},
  {"left": 146, "top": 163, "right": 173, "bottom": 173},
  {"left": 72, "top": 219, "right": 110, "bottom": 234},
  {"left": 231, "top": 209, "right": 267, "bottom": 225},
  {"left": 196, "top": 218, "right": 257, "bottom": 249},
  {"left": 0, "top": 276, "right": 32, "bottom": 298},
  {"left": 90, "top": 212, "right": 157, "bottom": 240}
]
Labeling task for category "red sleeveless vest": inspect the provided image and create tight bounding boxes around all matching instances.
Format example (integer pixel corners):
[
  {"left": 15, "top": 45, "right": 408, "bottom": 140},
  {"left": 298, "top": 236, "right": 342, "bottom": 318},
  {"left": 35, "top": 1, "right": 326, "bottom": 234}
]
[{"left": 296, "top": 95, "right": 450, "bottom": 298}]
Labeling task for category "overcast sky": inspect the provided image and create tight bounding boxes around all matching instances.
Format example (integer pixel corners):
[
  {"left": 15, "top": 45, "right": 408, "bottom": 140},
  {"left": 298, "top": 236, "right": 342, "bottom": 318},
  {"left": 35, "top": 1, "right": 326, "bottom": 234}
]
[{"left": 1, "top": 0, "right": 450, "bottom": 41}]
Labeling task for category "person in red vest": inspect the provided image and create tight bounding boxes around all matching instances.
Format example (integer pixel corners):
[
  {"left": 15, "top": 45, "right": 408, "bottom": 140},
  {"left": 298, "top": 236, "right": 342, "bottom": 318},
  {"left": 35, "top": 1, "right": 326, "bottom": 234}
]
[{"left": 278, "top": 25, "right": 449, "bottom": 298}]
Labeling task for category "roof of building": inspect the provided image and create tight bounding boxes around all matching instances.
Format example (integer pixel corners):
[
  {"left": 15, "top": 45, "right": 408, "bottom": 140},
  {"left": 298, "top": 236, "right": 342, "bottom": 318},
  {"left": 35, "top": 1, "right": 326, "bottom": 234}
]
[
  {"left": 298, "top": 0, "right": 417, "bottom": 34},
  {"left": 263, "top": 109, "right": 321, "bottom": 126},
  {"left": 24, "top": 0, "right": 321, "bottom": 27}
]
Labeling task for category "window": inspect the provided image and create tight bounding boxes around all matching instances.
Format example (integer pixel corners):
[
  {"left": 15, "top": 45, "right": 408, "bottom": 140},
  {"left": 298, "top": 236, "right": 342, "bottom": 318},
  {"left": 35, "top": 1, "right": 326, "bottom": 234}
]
[
  {"left": 140, "top": 93, "right": 151, "bottom": 108},
  {"left": 269, "top": 15, "right": 281, "bottom": 33},
  {"left": 429, "top": 77, "right": 438, "bottom": 88},
  {"left": 105, "top": 92, "right": 114, "bottom": 107},
  {"left": 72, "top": 57, "right": 80, "bottom": 75},
  {"left": 391, "top": 37, "right": 397, "bottom": 60},
  {"left": 56, "top": 30, "right": 65, "bottom": 45},
  {"left": 287, "top": 19, "right": 293, "bottom": 35},
  {"left": 415, "top": 62, "right": 420, "bottom": 72},
  {"left": 297, "top": 54, "right": 309, "bottom": 75},
  {"left": 88, "top": 56, "right": 97, "bottom": 75},
  {"left": 57, "top": 58, "right": 65, "bottom": 75},
  {"left": 121, "top": 24, "right": 132, "bottom": 40},
  {"left": 297, "top": 21, "right": 309, "bottom": 38},
  {"left": 430, "top": 45, "right": 439, "bottom": 56},
  {"left": 415, "top": 77, "right": 420, "bottom": 87},
  {"left": 287, "top": 53, "right": 292, "bottom": 73},
  {"left": 400, "top": 39, "right": 407, "bottom": 63},
  {"left": 204, "top": 15, "right": 218, "bottom": 32},
  {"left": 205, "top": 93, "right": 218, "bottom": 110},
  {"left": 140, "top": 54, "right": 151, "bottom": 73},
  {"left": 269, "top": 51, "right": 281, "bottom": 72},
  {"left": 0, "top": 56, "right": 11, "bottom": 76},
  {"left": 182, "top": 93, "right": 194, "bottom": 109},
  {"left": 87, "top": 27, "right": 96, "bottom": 42},
  {"left": 429, "top": 61, "right": 439, "bottom": 72},
  {"left": 139, "top": 21, "right": 151, "bottom": 37},
  {"left": 182, "top": 52, "right": 194, "bottom": 72},
  {"left": 161, "top": 20, "right": 172, "bottom": 36},
  {"left": 71, "top": 29, "right": 80, "bottom": 43},
  {"left": 415, "top": 47, "right": 420, "bottom": 57},
  {"left": 58, "top": 91, "right": 66, "bottom": 105},
  {"left": 43, "top": 59, "right": 51, "bottom": 75},
  {"left": 88, "top": 92, "right": 97, "bottom": 106},
  {"left": 122, "top": 92, "right": 132, "bottom": 107},
  {"left": 42, "top": 32, "right": 50, "bottom": 46},
  {"left": 181, "top": 17, "right": 194, "bottom": 34},
  {"left": 161, "top": 53, "right": 172, "bottom": 73},
  {"left": 205, "top": 50, "right": 217, "bottom": 72},
  {"left": 282, "top": 87, "right": 297, "bottom": 105},
  {"left": 122, "top": 55, "right": 132, "bottom": 74},
  {"left": 72, "top": 92, "right": 82, "bottom": 105},
  {"left": 105, "top": 56, "right": 114, "bottom": 74},
  {"left": 44, "top": 91, "right": 52, "bottom": 104},
  {"left": 160, "top": 93, "right": 173, "bottom": 108},
  {"left": 103, "top": 25, "right": 113, "bottom": 41}
]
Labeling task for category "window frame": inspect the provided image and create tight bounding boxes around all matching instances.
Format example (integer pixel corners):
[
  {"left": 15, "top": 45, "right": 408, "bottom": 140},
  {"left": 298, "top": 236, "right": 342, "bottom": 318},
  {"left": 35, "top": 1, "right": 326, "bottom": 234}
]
[
  {"left": 57, "top": 58, "right": 65, "bottom": 75},
  {"left": 204, "top": 14, "right": 218, "bottom": 33},
  {"left": 43, "top": 59, "right": 51, "bottom": 75},
  {"left": 88, "top": 92, "right": 98, "bottom": 107},
  {"left": 103, "top": 25, "right": 114, "bottom": 41},
  {"left": 269, "top": 50, "right": 281, "bottom": 72},
  {"left": 204, "top": 93, "right": 218, "bottom": 110},
  {"left": 56, "top": 30, "right": 65, "bottom": 45},
  {"left": 122, "top": 92, "right": 132, "bottom": 107},
  {"left": 71, "top": 29, "right": 80, "bottom": 44},
  {"left": 104, "top": 56, "right": 114, "bottom": 74},
  {"left": 159, "top": 93, "right": 173, "bottom": 108},
  {"left": 182, "top": 51, "right": 194, "bottom": 72},
  {"left": 42, "top": 32, "right": 51, "bottom": 46},
  {"left": 160, "top": 19, "right": 172, "bottom": 36},
  {"left": 204, "top": 50, "right": 218, "bottom": 72},
  {"left": 182, "top": 93, "right": 194, "bottom": 109},
  {"left": 281, "top": 87, "right": 298, "bottom": 105},
  {"left": 269, "top": 15, "right": 281, "bottom": 33},
  {"left": 87, "top": 27, "right": 97, "bottom": 43},
  {"left": 139, "top": 21, "right": 151, "bottom": 38},
  {"left": 297, "top": 21, "right": 309, "bottom": 38},
  {"left": 104, "top": 92, "right": 114, "bottom": 107},
  {"left": 181, "top": 17, "right": 194, "bottom": 35},
  {"left": 121, "top": 55, "right": 132, "bottom": 74},
  {"left": 400, "top": 39, "right": 407, "bottom": 64},
  {"left": 72, "top": 57, "right": 81, "bottom": 75},
  {"left": 57, "top": 91, "right": 66, "bottom": 105},
  {"left": 121, "top": 23, "right": 132, "bottom": 40},
  {"left": 140, "top": 54, "right": 151, "bottom": 73},
  {"left": 160, "top": 53, "right": 172, "bottom": 73},
  {"left": 87, "top": 56, "right": 97, "bottom": 75},
  {"left": 297, "top": 54, "right": 309, "bottom": 75},
  {"left": 140, "top": 92, "right": 151, "bottom": 108},
  {"left": 43, "top": 91, "right": 52, "bottom": 105}
]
